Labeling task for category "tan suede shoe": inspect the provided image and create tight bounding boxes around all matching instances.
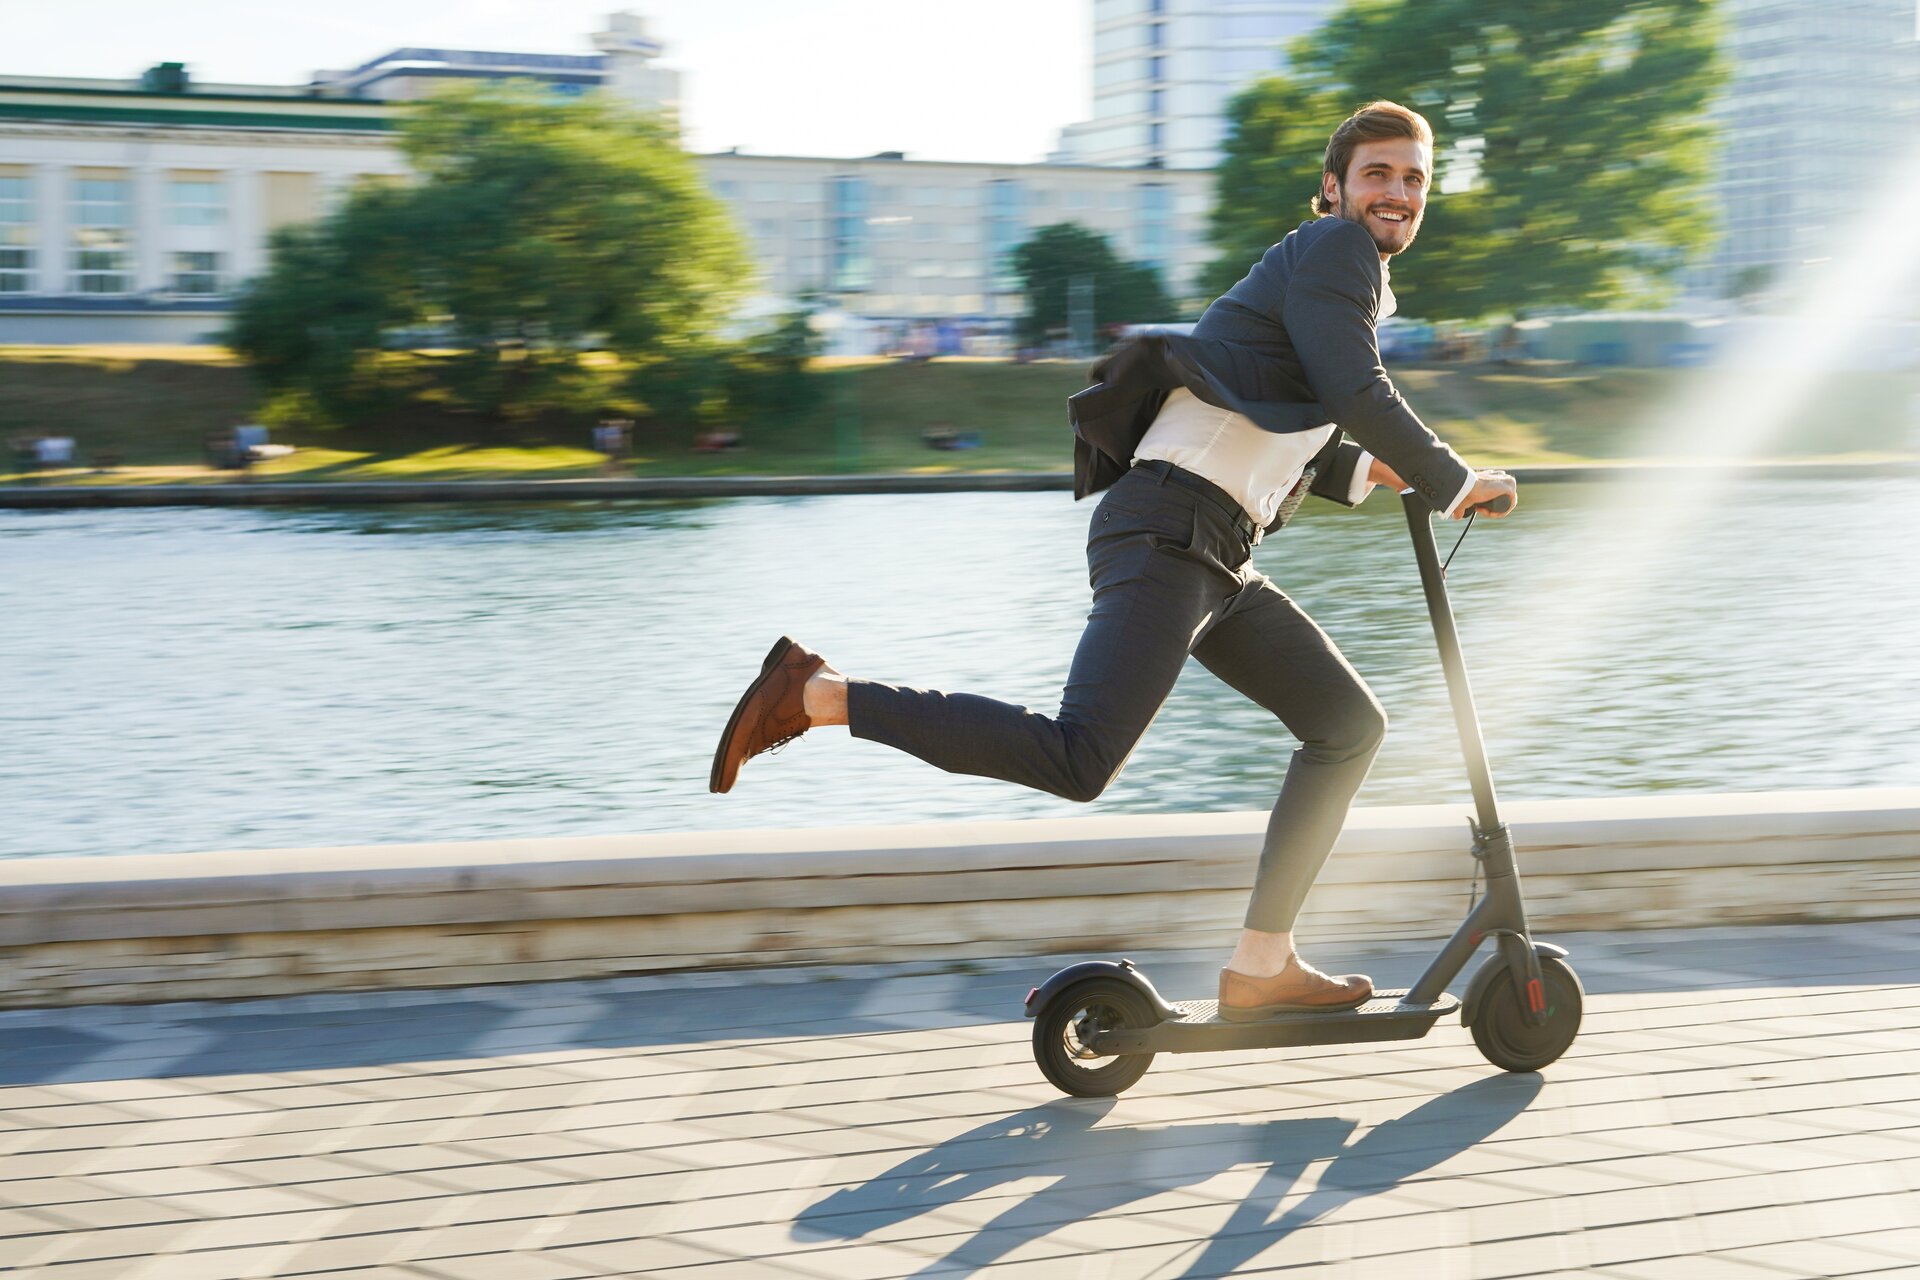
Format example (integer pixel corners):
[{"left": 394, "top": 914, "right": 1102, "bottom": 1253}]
[
  {"left": 709, "top": 636, "right": 826, "bottom": 794},
  {"left": 1218, "top": 955, "right": 1372, "bottom": 1021}
]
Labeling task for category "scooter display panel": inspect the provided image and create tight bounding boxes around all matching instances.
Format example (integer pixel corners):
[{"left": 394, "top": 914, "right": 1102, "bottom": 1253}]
[{"left": 1091, "top": 990, "right": 1461, "bottom": 1056}]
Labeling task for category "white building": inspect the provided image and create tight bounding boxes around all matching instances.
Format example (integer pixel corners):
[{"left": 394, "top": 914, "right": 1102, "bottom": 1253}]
[
  {"left": 0, "top": 13, "right": 1211, "bottom": 347},
  {"left": 1054, "top": 0, "right": 1340, "bottom": 170},
  {"left": 703, "top": 149, "right": 1212, "bottom": 341},
  {"left": 0, "top": 87, "right": 405, "bottom": 343}
]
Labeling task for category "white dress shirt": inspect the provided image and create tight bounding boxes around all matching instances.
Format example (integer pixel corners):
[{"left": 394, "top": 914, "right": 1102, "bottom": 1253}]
[{"left": 1131, "top": 266, "right": 1473, "bottom": 538}]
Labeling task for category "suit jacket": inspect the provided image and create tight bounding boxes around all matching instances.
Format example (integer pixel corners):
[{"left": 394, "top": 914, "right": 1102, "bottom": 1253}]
[{"left": 1069, "top": 215, "right": 1473, "bottom": 530}]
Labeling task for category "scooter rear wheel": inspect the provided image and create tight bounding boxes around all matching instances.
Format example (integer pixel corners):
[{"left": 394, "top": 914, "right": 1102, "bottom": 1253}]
[
  {"left": 1033, "top": 978, "right": 1157, "bottom": 1097},
  {"left": 1469, "top": 955, "right": 1583, "bottom": 1072}
]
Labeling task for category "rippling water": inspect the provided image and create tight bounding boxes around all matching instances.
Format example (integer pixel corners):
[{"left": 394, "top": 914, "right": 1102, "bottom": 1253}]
[{"left": 2, "top": 476, "right": 1915, "bottom": 859}]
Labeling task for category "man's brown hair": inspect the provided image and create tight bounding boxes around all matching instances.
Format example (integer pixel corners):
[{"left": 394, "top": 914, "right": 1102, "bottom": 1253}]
[{"left": 1310, "top": 100, "right": 1434, "bottom": 216}]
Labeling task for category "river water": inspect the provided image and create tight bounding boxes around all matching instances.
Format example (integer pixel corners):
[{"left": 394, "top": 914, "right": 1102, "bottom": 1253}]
[{"left": 2, "top": 476, "right": 1915, "bottom": 859}]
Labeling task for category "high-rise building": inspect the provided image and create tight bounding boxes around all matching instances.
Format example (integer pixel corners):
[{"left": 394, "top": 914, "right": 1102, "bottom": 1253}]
[
  {"left": 1699, "top": 0, "right": 1920, "bottom": 299},
  {"left": 1054, "top": 0, "right": 1340, "bottom": 170}
]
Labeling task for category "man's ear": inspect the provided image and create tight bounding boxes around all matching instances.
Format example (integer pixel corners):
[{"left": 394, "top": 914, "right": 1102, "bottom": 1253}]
[{"left": 1319, "top": 172, "right": 1340, "bottom": 212}]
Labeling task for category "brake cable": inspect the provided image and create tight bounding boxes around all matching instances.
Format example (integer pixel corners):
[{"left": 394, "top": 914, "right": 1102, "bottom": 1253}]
[{"left": 1441, "top": 508, "right": 1477, "bottom": 575}]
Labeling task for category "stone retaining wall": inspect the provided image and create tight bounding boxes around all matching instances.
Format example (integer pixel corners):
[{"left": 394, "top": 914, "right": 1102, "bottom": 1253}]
[
  {"left": 1, "top": 788, "right": 1913, "bottom": 1006},
  {"left": 4, "top": 459, "right": 1913, "bottom": 509}
]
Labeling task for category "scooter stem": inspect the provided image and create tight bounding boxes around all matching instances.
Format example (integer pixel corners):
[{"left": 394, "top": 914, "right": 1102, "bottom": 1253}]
[{"left": 1401, "top": 490, "right": 1502, "bottom": 833}]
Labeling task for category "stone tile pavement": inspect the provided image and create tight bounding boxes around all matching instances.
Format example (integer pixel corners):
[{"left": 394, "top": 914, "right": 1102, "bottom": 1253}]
[{"left": 0, "top": 920, "right": 1916, "bottom": 1278}]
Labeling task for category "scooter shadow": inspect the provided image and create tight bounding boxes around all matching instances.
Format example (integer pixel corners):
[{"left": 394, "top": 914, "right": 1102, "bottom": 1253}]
[{"left": 792, "top": 1073, "right": 1541, "bottom": 1278}]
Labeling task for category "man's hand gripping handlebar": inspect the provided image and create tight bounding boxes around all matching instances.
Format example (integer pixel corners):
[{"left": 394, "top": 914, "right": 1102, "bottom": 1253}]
[
  {"left": 1371, "top": 460, "right": 1516, "bottom": 519},
  {"left": 1458, "top": 470, "right": 1517, "bottom": 519}
]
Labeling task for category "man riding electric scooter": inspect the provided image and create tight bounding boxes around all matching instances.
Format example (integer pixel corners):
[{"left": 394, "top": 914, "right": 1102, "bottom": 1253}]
[{"left": 710, "top": 100, "right": 1518, "bottom": 1022}]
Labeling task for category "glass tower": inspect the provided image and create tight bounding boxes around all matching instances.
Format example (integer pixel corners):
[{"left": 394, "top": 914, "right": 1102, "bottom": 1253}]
[{"left": 1055, "top": 0, "right": 1341, "bottom": 170}]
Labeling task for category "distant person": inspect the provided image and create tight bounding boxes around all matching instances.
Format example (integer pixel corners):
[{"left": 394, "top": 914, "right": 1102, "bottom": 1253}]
[
  {"left": 593, "top": 415, "right": 633, "bottom": 467},
  {"left": 710, "top": 102, "right": 1516, "bottom": 1019}
]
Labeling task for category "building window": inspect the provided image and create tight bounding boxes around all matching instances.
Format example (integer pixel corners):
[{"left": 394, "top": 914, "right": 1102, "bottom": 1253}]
[
  {"left": 169, "top": 251, "right": 223, "bottom": 296},
  {"left": 71, "top": 173, "right": 132, "bottom": 295},
  {"left": 1148, "top": 23, "right": 1165, "bottom": 48},
  {"left": 0, "top": 173, "right": 34, "bottom": 293},
  {"left": 1149, "top": 55, "right": 1165, "bottom": 81},
  {"left": 829, "top": 174, "right": 872, "bottom": 291},
  {"left": 1135, "top": 182, "right": 1174, "bottom": 274},
  {"left": 168, "top": 175, "right": 226, "bottom": 225},
  {"left": 1149, "top": 123, "right": 1165, "bottom": 149},
  {"left": 1149, "top": 88, "right": 1164, "bottom": 116},
  {"left": 262, "top": 171, "right": 319, "bottom": 232},
  {"left": 985, "top": 179, "right": 1026, "bottom": 290}
]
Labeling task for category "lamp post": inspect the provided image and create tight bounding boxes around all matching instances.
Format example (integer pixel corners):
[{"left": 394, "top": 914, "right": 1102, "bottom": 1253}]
[{"left": 808, "top": 307, "right": 861, "bottom": 474}]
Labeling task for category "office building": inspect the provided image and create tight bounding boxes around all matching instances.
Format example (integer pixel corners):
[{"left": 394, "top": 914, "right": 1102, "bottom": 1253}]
[
  {"left": 1699, "top": 0, "right": 1920, "bottom": 298},
  {"left": 1054, "top": 0, "right": 1340, "bottom": 170}
]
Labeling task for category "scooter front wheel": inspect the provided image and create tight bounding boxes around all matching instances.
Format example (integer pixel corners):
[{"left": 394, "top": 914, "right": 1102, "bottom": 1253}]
[
  {"left": 1469, "top": 955, "right": 1583, "bottom": 1073},
  {"left": 1032, "top": 978, "right": 1157, "bottom": 1097}
]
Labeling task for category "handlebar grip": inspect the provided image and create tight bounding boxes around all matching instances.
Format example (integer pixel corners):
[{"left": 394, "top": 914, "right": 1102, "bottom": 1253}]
[{"left": 1468, "top": 493, "right": 1513, "bottom": 516}]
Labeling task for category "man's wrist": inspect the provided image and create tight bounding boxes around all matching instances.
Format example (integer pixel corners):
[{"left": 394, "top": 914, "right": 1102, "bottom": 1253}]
[
  {"left": 1350, "top": 450, "right": 1379, "bottom": 503},
  {"left": 1439, "top": 470, "right": 1478, "bottom": 518}
]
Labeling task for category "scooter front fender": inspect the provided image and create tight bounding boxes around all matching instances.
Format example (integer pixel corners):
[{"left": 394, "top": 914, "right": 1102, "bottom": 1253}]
[
  {"left": 1461, "top": 941, "right": 1569, "bottom": 1025},
  {"left": 1023, "top": 959, "right": 1184, "bottom": 1022}
]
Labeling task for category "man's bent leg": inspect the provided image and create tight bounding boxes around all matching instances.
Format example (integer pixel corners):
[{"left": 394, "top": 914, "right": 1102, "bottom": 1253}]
[
  {"left": 1193, "top": 574, "right": 1384, "bottom": 1012},
  {"left": 1194, "top": 576, "right": 1387, "bottom": 931}
]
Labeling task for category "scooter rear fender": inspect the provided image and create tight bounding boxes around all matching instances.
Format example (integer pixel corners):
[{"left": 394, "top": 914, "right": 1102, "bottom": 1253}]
[
  {"left": 1023, "top": 959, "right": 1184, "bottom": 1022},
  {"left": 1461, "top": 941, "right": 1569, "bottom": 1025}
]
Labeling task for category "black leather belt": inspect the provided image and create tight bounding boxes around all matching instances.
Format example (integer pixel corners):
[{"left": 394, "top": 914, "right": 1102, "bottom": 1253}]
[{"left": 1133, "top": 458, "right": 1260, "bottom": 542}]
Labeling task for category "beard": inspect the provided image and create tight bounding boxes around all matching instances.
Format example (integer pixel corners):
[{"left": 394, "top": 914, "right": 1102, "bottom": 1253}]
[{"left": 1335, "top": 187, "right": 1422, "bottom": 256}]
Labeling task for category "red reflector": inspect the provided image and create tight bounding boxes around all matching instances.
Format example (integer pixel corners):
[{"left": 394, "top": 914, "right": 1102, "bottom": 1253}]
[
  {"left": 1025, "top": 987, "right": 1039, "bottom": 1006},
  {"left": 1526, "top": 978, "right": 1545, "bottom": 1013}
]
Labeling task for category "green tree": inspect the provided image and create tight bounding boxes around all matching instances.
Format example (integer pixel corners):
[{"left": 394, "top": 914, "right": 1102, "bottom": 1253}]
[
  {"left": 1009, "top": 222, "right": 1179, "bottom": 346},
  {"left": 722, "top": 308, "right": 827, "bottom": 426},
  {"left": 1207, "top": 0, "right": 1725, "bottom": 319},
  {"left": 227, "top": 86, "right": 749, "bottom": 426}
]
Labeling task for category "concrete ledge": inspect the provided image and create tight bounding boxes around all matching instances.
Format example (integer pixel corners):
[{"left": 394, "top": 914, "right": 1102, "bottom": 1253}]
[
  {"left": 3, "top": 458, "right": 1915, "bottom": 508},
  {"left": 1, "top": 788, "right": 1915, "bottom": 1006}
]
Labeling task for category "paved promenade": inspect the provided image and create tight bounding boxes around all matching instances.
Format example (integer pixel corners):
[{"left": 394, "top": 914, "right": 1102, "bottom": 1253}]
[{"left": 1, "top": 920, "right": 1916, "bottom": 1278}]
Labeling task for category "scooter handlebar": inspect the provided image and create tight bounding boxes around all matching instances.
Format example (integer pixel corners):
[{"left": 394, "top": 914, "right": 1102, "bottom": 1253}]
[{"left": 1467, "top": 493, "right": 1513, "bottom": 516}]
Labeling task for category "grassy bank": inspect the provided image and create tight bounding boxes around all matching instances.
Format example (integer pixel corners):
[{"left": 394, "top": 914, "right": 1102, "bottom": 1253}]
[{"left": 2, "top": 345, "right": 1914, "bottom": 485}]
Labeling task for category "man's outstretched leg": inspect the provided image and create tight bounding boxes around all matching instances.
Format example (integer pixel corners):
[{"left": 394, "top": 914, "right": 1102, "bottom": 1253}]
[{"left": 709, "top": 477, "right": 1211, "bottom": 799}]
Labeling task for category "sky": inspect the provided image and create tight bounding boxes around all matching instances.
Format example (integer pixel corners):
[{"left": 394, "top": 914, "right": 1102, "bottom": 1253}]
[{"left": 5, "top": 0, "right": 1094, "bottom": 164}]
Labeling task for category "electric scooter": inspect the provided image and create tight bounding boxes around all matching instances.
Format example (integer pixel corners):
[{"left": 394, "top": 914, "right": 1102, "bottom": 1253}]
[{"left": 1023, "top": 490, "right": 1583, "bottom": 1097}]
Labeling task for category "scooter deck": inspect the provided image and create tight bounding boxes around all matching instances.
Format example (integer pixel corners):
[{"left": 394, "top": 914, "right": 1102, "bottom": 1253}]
[{"left": 1091, "top": 989, "right": 1460, "bottom": 1056}]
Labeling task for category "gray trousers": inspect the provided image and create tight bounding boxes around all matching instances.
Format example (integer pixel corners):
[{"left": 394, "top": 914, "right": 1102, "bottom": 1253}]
[{"left": 847, "top": 462, "right": 1386, "bottom": 933}]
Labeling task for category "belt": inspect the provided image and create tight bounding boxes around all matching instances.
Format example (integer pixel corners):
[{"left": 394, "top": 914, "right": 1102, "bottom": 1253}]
[{"left": 1133, "top": 459, "right": 1260, "bottom": 542}]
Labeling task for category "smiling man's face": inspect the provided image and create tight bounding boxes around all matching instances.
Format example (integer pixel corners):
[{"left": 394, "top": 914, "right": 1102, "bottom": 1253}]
[{"left": 1322, "top": 137, "right": 1431, "bottom": 257}]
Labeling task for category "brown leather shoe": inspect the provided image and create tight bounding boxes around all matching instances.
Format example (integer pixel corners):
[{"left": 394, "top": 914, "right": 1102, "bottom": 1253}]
[
  {"left": 1218, "top": 955, "right": 1372, "bottom": 1021},
  {"left": 709, "top": 637, "right": 827, "bottom": 794}
]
